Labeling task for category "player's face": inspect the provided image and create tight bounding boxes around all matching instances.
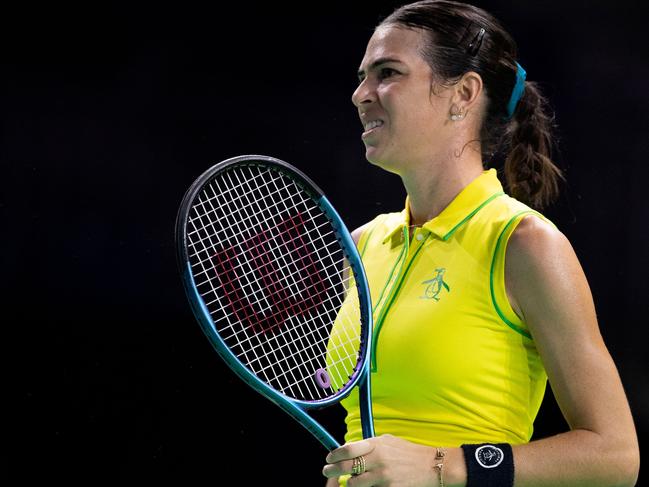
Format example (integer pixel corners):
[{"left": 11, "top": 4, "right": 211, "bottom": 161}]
[{"left": 352, "top": 25, "right": 452, "bottom": 174}]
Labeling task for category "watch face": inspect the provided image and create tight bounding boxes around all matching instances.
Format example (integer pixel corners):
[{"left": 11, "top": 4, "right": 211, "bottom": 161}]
[{"left": 475, "top": 445, "right": 504, "bottom": 469}]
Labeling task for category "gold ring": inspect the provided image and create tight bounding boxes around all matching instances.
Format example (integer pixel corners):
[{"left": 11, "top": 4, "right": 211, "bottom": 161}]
[{"left": 351, "top": 455, "right": 366, "bottom": 476}]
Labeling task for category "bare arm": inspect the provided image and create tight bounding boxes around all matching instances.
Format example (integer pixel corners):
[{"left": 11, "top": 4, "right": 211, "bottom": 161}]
[{"left": 487, "top": 216, "right": 639, "bottom": 486}]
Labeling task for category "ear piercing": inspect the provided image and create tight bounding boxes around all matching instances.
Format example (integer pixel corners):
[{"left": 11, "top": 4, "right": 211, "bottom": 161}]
[{"left": 450, "top": 105, "right": 465, "bottom": 121}]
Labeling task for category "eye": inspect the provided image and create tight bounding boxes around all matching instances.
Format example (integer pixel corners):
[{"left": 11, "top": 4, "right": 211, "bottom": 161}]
[{"left": 379, "top": 67, "right": 399, "bottom": 79}]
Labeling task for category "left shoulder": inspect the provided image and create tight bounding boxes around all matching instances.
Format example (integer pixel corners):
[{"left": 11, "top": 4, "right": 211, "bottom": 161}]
[
  {"left": 505, "top": 214, "right": 591, "bottom": 328},
  {"left": 507, "top": 214, "right": 573, "bottom": 266}
]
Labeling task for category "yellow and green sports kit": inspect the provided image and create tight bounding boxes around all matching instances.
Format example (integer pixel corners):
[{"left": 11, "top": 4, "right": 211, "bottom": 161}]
[{"left": 337, "top": 169, "right": 552, "bottom": 456}]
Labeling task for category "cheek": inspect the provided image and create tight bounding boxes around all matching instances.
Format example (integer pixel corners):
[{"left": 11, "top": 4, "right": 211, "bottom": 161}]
[
  {"left": 415, "top": 97, "right": 448, "bottom": 141},
  {"left": 398, "top": 101, "right": 440, "bottom": 143},
  {"left": 388, "top": 87, "right": 442, "bottom": 130}
]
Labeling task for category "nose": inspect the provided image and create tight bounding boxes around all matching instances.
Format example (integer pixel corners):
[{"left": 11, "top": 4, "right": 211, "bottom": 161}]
[{"left": 351, "top": 77, "right": 375, "bottom": 108}]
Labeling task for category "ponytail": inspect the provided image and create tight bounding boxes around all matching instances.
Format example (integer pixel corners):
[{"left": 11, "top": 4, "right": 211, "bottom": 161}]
[{"left": 503, "top": 81, "right": 563, "bottom": 210}]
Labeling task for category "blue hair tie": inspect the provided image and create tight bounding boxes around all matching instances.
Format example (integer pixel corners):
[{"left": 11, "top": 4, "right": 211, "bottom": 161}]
[{"left": 506, "top": 62, "right": 526, "bottom": 119}]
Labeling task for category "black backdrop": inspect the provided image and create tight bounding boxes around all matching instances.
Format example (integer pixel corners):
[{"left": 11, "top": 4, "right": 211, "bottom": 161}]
[{"left": 5, "top": 1, "right": 648, "bottom": 485}]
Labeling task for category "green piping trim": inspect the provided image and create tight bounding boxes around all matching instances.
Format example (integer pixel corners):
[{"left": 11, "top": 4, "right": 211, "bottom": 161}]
[
  {"left": 371, "top": 230, "right": 430, "bottom": 371},
  {"left": 442, "top": 192, "right": 505, "bottom": 241},
  {"left": 372, "top": 240, "right": 407, "bottom": 315},
  {"left": 358, "top": 225, "right": 375, "bottom": 259},
  {"left": 489, "top": 210, "right": 535, "bottom": 339},
  {"left": 370, "top": 226, "right": 409, "bottom": 371}
]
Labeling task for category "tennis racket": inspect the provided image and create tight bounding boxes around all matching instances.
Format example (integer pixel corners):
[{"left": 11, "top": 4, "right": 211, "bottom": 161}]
[{"left": 175, "top": 154, "right": 374, "bottom": 450}]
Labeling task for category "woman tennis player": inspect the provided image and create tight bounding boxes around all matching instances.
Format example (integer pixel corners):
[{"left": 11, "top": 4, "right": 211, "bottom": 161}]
[{"left": 322, "top": 1, "right": 640, "bottom": 486}]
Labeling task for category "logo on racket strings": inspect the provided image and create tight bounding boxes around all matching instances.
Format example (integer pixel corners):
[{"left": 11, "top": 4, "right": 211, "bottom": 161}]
[{"left": 212, "top": 212, "right": 328, "bottom": 334}]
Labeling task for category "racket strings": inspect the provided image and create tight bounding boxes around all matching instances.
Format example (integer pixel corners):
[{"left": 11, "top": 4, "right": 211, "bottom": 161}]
[
  {"left": 187, "top": 164, "right": 364, "bottom": 401},
  {"left": 199, "top": 255, "right": 348, "bottom": 324},
  {"left": 187, "top": 183, "right": 334, "bottom": 271},
  {"left": 191, "top": 227, "right": 343, "bottom": 295},
  {"left": 223, "top": 294, "right": 358, "bottom": 375},
  {"left": 187, "top": 167, "right": 300, "bottom": 240},
  {"left": 189, "top": 174, "right": 333, "bottom": 298},
  {"left": 190, "top": 224, "right": 339, "bottom": 281},
  {"left": 193, "top": 170, "right": 317, "bottom": 400},
  {"left": 225, "top": 166, "right": 361, "bottom": 398},
  {"left": 213, "top": 276, "right": 352, "bottom": 343},
  {"left": 214, "top": 169, "right": 340, "bottom": 395},
  {"left": 230, "top": 168, "right": 353, "bottom": 400}
]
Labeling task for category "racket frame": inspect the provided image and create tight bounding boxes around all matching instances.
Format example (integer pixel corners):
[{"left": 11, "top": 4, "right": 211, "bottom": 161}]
[{"left": 176, "top": 154, "right": 375, "bottom": 450}]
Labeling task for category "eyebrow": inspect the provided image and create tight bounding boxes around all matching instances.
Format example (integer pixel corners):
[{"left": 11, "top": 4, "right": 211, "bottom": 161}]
[{"left": 357, "top": 57, "right": 402, "bottom": 79}]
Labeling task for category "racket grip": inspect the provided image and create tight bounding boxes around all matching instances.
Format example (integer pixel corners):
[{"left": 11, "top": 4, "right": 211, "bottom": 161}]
[{"left": 358, "top": 373, "right": 375, "bottom": 439}]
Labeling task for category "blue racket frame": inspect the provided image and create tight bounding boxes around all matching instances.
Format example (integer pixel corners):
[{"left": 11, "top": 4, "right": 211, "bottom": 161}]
[{"left": 176, "top": 155, "right": 375, "bottom": 450}]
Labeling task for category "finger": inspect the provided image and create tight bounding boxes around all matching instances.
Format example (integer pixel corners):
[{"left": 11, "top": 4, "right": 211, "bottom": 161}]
[
  {"left": 324, "top": 476, "right": 340, "bottom": 487},
  {"left": 326, "top": 440, "right": 374, "bottom": 463},
  {"left": 322, "top": 459, "right": 356, "bottom": 478}
]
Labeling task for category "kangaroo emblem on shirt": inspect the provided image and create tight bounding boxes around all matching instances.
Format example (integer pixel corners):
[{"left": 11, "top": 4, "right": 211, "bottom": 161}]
[{"left": 421, "top": 268, "right": 450, "bottom": 301}]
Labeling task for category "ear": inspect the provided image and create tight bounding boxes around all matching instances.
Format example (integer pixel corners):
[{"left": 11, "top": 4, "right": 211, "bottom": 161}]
[{"left": 451, "top": 71, "right": 483, "bottom": 113}]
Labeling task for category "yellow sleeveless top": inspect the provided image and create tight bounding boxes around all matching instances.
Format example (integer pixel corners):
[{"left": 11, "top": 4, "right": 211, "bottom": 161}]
[{"left": 340, "top": 169, "right": 550, "bottom": 451}]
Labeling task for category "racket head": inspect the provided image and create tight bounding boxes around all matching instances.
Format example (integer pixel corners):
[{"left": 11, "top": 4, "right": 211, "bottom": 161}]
[{"left": 175, "top": 154, "right": 372, "bottom": 410}]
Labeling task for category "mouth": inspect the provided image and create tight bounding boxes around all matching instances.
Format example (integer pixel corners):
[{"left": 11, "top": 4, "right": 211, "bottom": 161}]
[{"left": 362, "top": 119, "right": 384, "bottom": 137}]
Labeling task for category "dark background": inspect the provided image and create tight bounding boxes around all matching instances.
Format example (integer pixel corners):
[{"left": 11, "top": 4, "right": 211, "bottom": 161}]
[{"left": 5, "top": 1, "right": 647, "bottom": 485}]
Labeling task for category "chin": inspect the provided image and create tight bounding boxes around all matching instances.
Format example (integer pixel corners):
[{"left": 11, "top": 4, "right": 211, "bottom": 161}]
[{"left": 365, "top": 147, "right": 401, "bottom": 175}]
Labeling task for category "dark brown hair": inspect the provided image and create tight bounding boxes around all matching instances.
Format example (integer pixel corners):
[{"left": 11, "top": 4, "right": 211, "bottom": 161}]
[{"left": 381, "top": 0, "right": 563, "bottom": 209}]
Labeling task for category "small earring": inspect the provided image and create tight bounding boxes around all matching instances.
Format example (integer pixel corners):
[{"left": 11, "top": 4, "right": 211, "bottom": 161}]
[{"left": 450, "top": 106, "right": 464, "bottom": 121}]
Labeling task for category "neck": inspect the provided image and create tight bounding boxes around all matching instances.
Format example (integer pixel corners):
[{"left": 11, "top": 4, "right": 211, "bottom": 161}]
[{"left": 401, "top": 151, "right": 484, "bottom": 226}]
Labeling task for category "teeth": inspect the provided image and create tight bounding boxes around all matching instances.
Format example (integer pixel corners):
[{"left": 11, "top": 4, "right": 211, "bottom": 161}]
[{"left": 364, "top": 120, "right": 384, "bottom": 131}]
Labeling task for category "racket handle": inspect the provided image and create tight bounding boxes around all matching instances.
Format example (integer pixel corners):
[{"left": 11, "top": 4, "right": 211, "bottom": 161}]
[{"left": 358, "top": 372, "right": 375, "bottom": 439}]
